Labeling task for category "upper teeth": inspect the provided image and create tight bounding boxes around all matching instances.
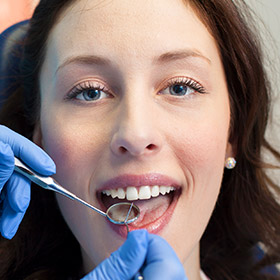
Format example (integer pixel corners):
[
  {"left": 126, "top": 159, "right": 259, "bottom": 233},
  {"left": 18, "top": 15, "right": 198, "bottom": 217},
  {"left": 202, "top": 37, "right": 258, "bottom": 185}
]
[{"left": 102, "top": 185, "right": 175, "bottom": 201}]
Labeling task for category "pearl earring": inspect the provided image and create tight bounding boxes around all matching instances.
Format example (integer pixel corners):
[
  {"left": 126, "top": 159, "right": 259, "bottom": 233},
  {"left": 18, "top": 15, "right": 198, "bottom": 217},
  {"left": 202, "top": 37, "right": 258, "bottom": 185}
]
[{"left": 225, "top": 157, "right": 236, "bottom": 169}]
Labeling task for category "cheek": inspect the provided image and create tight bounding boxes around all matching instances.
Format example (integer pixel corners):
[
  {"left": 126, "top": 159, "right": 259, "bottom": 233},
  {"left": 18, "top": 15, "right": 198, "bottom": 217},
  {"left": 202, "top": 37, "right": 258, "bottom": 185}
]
[
  {"left": 171, "top": 120, "right": 228, "bottom": 219},
  {"left": 39, "top": 114, "right": 107, "bottom": 192},
  {"left": 38, "top": 115, "right": 122, "bottom": 265},
  {"left": 171, "top": 118, "right": 229, "bottom": 175},
  {"left": 163, "top": 113, "right": 230, "bottom": 262}
]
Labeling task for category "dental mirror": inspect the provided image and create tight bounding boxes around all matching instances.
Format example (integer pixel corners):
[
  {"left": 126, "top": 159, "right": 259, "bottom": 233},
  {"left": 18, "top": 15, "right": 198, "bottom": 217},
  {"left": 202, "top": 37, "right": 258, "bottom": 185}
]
[
  {"left": 106, "top": 202, "right": 139, "bottom": 224},
  {"left": 14, "top": 157, "right": 140, "bottom": 225}
]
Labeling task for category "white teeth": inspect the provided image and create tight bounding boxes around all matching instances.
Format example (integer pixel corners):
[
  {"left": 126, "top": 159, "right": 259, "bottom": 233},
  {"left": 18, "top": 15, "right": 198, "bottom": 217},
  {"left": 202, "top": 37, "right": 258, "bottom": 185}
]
[
  {"left": 151, "top": 185, "right": 160, "bottom": 197},
  {"left": 126, "top": 187, "right": 138, "bottom": 201},
  {"left": 117, "top": 188, "right": 126, "bottom": 199},
  {"left": 104, "top": 190, "right": 111, "bottom": 196},
  {"left": 159, "top": 186, "right": 168, "bottom": 195},
  {"left": 139, "top": 186, "right": 151, "bottom": 200},
  {"left": 102, "top": 185, "right": 176, "bottom": 201},
  {"left": 111, "top": 189, "right": 118, "bottom": 198}
]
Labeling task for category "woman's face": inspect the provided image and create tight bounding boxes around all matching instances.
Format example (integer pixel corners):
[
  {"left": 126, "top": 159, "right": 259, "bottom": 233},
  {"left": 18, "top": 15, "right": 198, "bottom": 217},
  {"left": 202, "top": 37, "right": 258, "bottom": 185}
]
[{"left": 36, "top": 0, "right": 232, "bottom": 276}]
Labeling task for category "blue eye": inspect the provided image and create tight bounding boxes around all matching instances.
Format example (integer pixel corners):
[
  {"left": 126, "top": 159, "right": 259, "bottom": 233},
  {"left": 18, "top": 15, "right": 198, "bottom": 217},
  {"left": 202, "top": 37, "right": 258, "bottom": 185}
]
[
  {"left": 161, "top": 77, "right": 206, "bottom": 97},
  {"left": 76, "top": 88, "right": 106, "bottom": 101},
  {"left": 169, "top": 84, "right": 194, "bottom": 96},
  {"left": 67, "top": 81, "right": 111, "bottom": 102}
]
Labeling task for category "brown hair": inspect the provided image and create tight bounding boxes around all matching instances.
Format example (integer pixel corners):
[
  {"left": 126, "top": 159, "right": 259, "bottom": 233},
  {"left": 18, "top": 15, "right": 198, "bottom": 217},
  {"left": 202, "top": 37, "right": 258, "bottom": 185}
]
[
  {"left": 0, "top": 0, "right": 279, "bottom": 279},
  {"left": 188, "top": 1, "right": 280, "bottom": 279}
]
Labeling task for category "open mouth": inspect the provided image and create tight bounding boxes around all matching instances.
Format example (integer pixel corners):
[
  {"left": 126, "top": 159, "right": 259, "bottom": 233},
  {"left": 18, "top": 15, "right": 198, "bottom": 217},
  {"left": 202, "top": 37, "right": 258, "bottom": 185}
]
[{"left": 97, "top": 184, "right": 181, "bottom": 235}]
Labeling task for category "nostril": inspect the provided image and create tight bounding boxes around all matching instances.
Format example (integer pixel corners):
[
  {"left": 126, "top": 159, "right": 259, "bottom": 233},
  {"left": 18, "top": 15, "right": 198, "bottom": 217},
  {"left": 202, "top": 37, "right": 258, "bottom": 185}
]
[
  {"left": 147, "top": 144, "right": 157, "bottom": 150},
  {"left": 119, "top": 146, "right": 127, "bottom": 154},
  {"left": 117, "top": 143, "right": 158, "bottom": 156}
]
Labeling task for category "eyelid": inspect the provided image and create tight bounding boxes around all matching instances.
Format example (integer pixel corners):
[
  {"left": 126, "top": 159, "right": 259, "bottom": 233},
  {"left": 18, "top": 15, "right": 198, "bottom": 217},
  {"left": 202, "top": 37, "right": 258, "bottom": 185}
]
[
  {"left": 64, "top": 76, "right": 207, "bottom": 101},
  {"left": 65, "top": 79, "right": 112, "bottom": 100},
  {"left": 159, "top": 76, "right": 207, "bottom": 95}
]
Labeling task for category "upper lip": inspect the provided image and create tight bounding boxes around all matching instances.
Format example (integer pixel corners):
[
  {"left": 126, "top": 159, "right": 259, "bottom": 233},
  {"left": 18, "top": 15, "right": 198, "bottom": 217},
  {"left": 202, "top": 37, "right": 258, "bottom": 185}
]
[{"left": 97, "top": 173, "right": 181, "bottom": 192}]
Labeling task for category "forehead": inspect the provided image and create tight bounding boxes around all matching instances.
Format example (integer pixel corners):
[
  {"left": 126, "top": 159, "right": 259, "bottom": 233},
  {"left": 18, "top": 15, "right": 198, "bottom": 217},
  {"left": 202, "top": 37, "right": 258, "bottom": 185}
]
[{"left": 43, "top": 0, "right": 222, "bottom": 76}]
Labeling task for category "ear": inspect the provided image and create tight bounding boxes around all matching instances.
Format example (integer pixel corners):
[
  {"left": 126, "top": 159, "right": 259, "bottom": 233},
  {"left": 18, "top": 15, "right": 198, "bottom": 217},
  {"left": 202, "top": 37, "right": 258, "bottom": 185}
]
[{"left": 33, "top": 123, "right": 44, "bottom": 149}]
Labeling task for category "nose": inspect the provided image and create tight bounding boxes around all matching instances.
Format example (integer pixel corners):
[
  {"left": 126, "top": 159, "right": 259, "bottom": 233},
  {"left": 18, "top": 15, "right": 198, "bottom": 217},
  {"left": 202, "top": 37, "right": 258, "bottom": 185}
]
[{"left": 110, "top": 101, "right": 162, "bottom": 158}]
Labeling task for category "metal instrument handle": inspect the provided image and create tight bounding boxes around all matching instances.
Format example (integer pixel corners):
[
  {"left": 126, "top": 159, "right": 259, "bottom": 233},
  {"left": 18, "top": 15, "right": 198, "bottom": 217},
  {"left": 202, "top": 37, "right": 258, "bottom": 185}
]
[{"left": 14, "top": 157, "right": 107, "bottom": 217}]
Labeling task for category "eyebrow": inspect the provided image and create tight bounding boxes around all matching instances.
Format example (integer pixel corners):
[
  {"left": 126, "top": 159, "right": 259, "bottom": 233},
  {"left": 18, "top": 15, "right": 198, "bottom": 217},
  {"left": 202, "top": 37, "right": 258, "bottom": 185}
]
[
  {"left": 56, "top": 49, "right": 211, "bottom": 74},
  {"left": 56, "top": 55, "right": 111, "bottom": 74},
  {"left": 154, "top": 49, "right": 211, "bottom": 65}
]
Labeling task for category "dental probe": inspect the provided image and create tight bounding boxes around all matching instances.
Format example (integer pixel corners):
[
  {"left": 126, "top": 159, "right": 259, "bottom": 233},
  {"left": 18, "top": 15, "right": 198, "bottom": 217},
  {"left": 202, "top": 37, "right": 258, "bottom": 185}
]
[
  {"left": 124, "top": 202, "right": 134, "bottom": 233},
  {"left": 13, "top": 157, "right": 140, "bottom": 225}
]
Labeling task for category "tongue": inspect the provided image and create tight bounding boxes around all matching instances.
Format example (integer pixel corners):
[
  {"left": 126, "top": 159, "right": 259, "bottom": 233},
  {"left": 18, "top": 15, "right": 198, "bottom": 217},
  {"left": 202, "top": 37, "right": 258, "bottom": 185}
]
[
  {"left": 101, "top": 194, "right": 172, "bottom": 226},
  {"left": 132, "top": 195, "right": 171, "bottom": 226}
]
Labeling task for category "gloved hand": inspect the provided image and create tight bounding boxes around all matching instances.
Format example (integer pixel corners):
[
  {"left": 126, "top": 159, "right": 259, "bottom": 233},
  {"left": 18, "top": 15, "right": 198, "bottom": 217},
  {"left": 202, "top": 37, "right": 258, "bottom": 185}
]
[
  {"left": 142, "top": 232, "right": 188, "bottom": 280},
  {"left": 81, "top": 230, "right": 188, "bottom": 280},
  {"left": 0, "top": 125, "right": 56, "bottom": 239}
]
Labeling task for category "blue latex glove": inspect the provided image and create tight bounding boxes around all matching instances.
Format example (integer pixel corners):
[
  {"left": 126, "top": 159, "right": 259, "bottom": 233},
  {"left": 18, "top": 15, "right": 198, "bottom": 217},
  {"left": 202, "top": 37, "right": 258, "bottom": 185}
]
[
  {"left": 0, "top": 125, "right": 56, "bottom": 239},
  {"left": 82, "top": 230, "right": 188, "bottom": 280},
  {"left": 142, "top": 232, "right": 188, "bottom": 280}
]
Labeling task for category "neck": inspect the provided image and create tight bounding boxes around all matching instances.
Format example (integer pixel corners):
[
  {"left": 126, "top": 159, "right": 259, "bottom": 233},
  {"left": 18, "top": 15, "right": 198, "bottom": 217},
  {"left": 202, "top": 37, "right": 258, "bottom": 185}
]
[{"left": 183, "top": 243, "right": 202, "bottom": 280}]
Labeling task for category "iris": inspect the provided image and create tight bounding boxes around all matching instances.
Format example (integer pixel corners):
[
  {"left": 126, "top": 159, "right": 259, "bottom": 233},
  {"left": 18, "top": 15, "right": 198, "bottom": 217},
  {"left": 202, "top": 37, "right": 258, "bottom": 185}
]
[
  {"left": 82, "top": 89, "right": 101, "bottom": 101},
  {"left": 170, "top": 84, "right": 189, "bottom": 96}
]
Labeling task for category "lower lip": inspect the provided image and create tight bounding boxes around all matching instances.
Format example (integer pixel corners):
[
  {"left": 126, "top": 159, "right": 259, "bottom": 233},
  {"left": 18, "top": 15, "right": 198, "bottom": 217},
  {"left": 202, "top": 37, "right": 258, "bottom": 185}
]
[{"left": 107, "top": 192, "right": 179, "bottom": 238}]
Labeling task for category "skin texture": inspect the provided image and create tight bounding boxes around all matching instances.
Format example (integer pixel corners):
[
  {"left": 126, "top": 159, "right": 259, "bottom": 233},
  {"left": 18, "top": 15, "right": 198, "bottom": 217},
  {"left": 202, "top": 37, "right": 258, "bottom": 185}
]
[{"left": 34, "top": 0, "right": 233, "bottom": 279}]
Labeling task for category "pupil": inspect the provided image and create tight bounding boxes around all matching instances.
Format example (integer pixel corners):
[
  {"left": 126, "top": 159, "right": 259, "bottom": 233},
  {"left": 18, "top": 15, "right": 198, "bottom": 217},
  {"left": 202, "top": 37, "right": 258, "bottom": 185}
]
[{"left": 171, "top": 84, "right": 186, "bottom": 96}]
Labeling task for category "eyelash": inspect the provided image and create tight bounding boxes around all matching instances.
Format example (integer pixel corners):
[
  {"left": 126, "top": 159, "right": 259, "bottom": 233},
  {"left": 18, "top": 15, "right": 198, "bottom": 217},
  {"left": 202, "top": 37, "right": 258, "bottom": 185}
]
[
  {"left": 161, "top": 76, "right": 207, "bottom": 95},
  {"left": 66, "top": 81, "right": 111, "bottom": 101},
  {"left": 66, "top": 76, "right": 207, "bottom": 102}
]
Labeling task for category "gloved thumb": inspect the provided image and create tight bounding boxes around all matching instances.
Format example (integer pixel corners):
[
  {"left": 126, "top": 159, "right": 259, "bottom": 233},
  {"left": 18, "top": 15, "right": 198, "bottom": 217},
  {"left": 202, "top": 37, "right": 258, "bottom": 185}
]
[
  {"left": 142, "top": 234, "right": 188, "bottom": 280},
  {"left": 81, "top": 229, "right": 148, "bottom": 280}
]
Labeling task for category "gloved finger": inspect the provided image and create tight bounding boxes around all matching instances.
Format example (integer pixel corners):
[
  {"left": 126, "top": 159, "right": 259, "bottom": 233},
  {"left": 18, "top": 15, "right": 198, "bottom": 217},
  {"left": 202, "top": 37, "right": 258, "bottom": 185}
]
[
  {"left": 6, "top": 173, "right": 31, "bottom": 213},
  {"left": 0, "top": 125, "right": 56, "bottom": 175},
  {"left": 0, "top": 142, "right": 14, "bottom": 191},
  {"left": 142, "top": 234, "right": 188, "bottom": 280},
  {"left": 81, "top": 230, "right": 148, "bottom": 280},
  {"left": 0, "top": 197, "right": 25, "bottom": 239}
]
